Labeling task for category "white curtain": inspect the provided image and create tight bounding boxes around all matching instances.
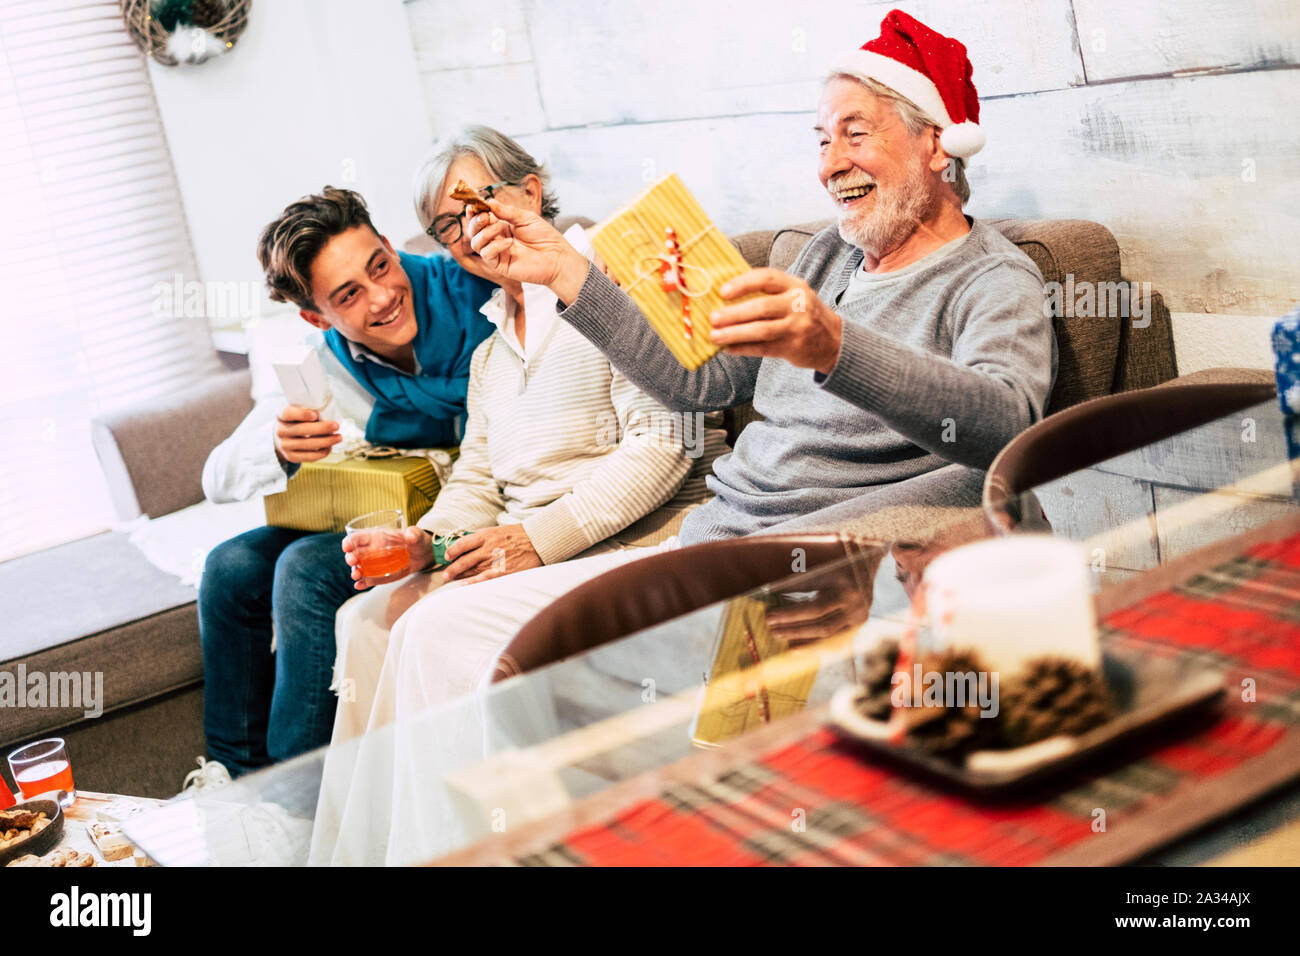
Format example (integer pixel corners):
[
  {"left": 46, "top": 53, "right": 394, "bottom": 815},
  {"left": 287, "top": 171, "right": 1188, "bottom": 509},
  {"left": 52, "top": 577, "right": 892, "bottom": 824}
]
[{"left": 0, "top": 0, "right": 219, "bottom": 561}]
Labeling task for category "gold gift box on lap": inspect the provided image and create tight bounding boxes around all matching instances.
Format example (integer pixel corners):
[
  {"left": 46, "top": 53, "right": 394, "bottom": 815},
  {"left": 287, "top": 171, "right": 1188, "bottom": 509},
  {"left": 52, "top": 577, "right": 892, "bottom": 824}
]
[
  {"left": 263, "top": 452, "right": 452, "bottom": 534},
  {"left": 589, "top": 173, "right": 755, "bottom": 370}
]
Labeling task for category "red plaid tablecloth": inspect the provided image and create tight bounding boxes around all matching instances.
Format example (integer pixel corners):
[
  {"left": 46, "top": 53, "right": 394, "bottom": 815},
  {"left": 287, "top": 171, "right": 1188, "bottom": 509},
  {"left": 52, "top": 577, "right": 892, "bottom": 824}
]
[{"left": 510, "top": 529, "right": 1300, "bottom": 866}]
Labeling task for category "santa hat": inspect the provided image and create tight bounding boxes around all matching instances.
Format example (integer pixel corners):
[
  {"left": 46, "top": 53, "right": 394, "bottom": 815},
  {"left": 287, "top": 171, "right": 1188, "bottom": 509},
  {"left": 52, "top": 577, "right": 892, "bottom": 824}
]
[{"left": 833, "top": 9, "right": 985, "bottom": 159}]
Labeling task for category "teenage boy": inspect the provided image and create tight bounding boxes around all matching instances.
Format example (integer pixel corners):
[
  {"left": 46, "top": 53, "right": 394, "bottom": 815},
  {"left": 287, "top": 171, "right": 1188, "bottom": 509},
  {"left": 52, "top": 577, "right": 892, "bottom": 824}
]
[{"left": 198, "top": 187, "right": 496, "bottom": 776}]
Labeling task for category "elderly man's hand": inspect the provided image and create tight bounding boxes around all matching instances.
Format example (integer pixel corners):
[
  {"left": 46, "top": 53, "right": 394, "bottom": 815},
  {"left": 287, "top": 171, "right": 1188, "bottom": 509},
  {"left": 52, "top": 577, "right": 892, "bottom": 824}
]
[
  {"left": 441, "top": 523, "right": 543, "bottom": 585},
  {"left": 466, "top": 199, "right": 591, "bottom": 303},
  {"left": 709, "top": 269, "right": 843, "bottom": 376},
  {"left": 765, "top": 577, "right": 872, "bottom": 647}
]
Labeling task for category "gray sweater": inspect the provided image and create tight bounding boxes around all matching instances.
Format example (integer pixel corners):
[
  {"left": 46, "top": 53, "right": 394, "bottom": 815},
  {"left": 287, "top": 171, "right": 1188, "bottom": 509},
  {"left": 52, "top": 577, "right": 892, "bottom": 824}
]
[{"left": 558, "top": 219, "right": 1057, "bottom": 544}]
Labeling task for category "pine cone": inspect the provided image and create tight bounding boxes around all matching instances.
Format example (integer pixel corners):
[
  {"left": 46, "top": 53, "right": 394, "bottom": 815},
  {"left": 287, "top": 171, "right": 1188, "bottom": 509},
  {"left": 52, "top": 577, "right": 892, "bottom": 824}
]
[
  {"left": 901, "top": 650, "right": 1000, "bottom": 759},
  {"left": 999, "top": 657, "right": 1114, "bottom": 748},
  {"left": 189, "top": 0, "right": 226, "bottom": 28},
  {"left": 854, "top": 640, "right": 899, "bottom": 720}
]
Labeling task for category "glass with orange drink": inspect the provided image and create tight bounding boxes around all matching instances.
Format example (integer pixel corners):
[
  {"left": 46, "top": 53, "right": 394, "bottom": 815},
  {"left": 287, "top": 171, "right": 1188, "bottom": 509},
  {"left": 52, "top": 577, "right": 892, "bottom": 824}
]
[
  {"left": 8, "top": 738, "right": 76, "bottom": 807},
  {"left": 345, "top": 509, "right": 411, "bottom": 582}
]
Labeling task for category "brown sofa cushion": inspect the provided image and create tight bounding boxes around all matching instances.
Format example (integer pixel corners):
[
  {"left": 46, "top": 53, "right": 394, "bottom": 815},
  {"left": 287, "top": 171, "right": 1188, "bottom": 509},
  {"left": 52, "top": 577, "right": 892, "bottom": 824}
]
[
  {"left": 92, "top": 369, "right": 254, "bottom": 520},
  {"left": 0, "top": 532, "right": 201, "bottom": 748},
  {"left": 1154, "top": 367, "right": 1275, "bottom": 389},
  {"left": 770, "top": 220, "right": 833, "bottom": 273},
  {"left": 1113, "top": 290, "right": 1178, "bottom": 393},
  {"left": 985, "top": 218, "right": 1128, "bottom": 411},
  {"left": 733, "top": 229, "right": 777, "bottom": 269}
]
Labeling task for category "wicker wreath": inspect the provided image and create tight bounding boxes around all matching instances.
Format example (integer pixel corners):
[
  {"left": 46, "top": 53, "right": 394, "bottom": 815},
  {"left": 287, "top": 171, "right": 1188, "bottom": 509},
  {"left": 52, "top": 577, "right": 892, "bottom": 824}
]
[{"left": 120, "top": 0, "right": 251, "bottom": 66}]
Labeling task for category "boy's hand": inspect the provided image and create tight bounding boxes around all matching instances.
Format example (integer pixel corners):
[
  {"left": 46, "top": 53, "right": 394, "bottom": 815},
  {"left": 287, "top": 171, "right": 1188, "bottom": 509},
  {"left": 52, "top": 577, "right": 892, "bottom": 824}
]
[
  {"left": 274, "top": 405, "right": 341, "bottom": 463},
  {"left": 343, "top": 527, "right": 434, "bottom": 591}
]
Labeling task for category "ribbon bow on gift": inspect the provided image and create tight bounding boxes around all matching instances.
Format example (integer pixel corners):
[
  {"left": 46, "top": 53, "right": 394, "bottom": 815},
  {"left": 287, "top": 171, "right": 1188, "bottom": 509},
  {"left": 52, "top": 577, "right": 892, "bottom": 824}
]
[
  {"left": 346, "top": 445, "right": 401, "bottom": 460},
  {"left": 641, "top": 226, "right": 711, "bottom": 341},
  {"left": 337, "top": 426, "right": 456, "bottom": 482}
]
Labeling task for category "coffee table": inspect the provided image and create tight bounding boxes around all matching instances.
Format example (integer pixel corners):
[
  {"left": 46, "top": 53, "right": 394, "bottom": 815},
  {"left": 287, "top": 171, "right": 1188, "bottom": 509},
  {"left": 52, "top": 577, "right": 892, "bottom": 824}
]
[
  {"left": 128, "top": 397, "right": 1300, "bottom": 866},
  {"left": 21, "top": 790, "right": 165, "bottom": 867}
]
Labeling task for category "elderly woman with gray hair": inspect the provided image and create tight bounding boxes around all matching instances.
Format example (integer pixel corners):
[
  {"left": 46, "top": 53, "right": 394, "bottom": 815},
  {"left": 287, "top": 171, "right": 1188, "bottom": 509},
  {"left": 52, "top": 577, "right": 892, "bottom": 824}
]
[{"left": 314, "top": 127, "right": 725, "bottom": 852}]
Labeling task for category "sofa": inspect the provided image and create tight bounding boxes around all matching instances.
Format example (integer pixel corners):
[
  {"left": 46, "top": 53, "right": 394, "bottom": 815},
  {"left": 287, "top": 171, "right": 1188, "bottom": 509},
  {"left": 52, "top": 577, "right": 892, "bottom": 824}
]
[{"left": 0, "top": 216, "right": 1266, "bottom": 797}]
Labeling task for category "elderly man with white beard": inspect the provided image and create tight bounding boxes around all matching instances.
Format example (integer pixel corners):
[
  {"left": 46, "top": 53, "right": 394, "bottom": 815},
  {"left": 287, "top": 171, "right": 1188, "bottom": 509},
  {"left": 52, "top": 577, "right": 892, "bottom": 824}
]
[
  {"left": 407, "top": 6, "right": 1059, "bottom": 709},
  {"left": 313, "top": 9, "right": 1058, "bottom": 865},
  {"left": 469, "top": 8, "right": 1056, "bottom": 541}
]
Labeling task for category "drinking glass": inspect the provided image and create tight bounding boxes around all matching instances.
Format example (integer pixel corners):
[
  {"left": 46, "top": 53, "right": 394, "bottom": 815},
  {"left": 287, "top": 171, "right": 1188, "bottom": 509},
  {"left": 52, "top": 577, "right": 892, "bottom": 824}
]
[
  {"left": 345, "top": 509, "right": 410, "bottom": 582},
  {"left": 8, "top": 738, "right": 76, "bottom": 808}
]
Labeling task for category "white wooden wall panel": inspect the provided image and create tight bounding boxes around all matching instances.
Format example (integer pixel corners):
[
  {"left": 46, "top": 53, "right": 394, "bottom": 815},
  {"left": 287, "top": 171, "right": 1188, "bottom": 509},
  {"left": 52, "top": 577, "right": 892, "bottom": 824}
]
[
  {"left": 874, "top": 0, "right": 1085, "bottom": 96},
  {"left": 1072, "top": 0, "right": 1300, "bottom": 82},
  {"left": 969, "top": 70, "right": 1300, "bottom": 316},
  {"left": 1171, "top": 313, "right": 1277, "bottom": 375},
  {"left": 517, "top": 112, "right": 831, "bottom": 233},
  {"left": 422, "top": 63, "right": 549, "bottom": 140},
  {"left": 523, "top": 0, "right": 1083, "bottom": 130},
  {"left": 406, "top": 0, "right": 1300, "bottom": 370},
  {"left": 1035, "top": 472, "right": 1158, "bottom": 572},
  {"left": 407, "top": 0, "right": 532, "bottom": 72},
  {"left": 1154, "top": 486, "right": 1298, "bottom": 561}
]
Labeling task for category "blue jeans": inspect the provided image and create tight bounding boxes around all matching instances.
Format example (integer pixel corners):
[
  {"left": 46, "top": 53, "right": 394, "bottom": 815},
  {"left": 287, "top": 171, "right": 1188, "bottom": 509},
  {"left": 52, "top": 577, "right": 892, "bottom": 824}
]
[{"left": 198, "top": 526, "right": 356, "bottom": 777}]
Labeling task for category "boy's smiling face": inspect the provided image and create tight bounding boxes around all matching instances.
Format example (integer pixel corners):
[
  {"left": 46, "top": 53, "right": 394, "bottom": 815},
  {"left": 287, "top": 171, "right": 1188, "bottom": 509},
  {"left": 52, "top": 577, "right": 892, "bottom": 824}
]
[{"left": 299, "top": 226, "right": 417, "bottom": 358}]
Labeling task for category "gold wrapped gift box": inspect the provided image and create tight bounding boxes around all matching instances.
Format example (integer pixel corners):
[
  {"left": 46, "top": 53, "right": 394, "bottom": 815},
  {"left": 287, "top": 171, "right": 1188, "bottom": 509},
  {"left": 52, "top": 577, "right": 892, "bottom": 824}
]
[
  {"left": 691, "top": 597, "right": 821, "bottom": 748},
  {"left": 263, "top": 453, "right": 452, "bottom": 534},
  {"left": 589, "top": 173, "right": 755, "bottom": 370}
]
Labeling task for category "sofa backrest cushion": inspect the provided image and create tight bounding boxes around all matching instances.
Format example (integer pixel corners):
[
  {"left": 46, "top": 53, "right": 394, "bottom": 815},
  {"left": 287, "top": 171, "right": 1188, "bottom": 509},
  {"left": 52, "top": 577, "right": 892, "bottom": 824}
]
[
  {"left": 92, "top": 369, "right": 255, "bottom": 520},
  {"left": 1112, "top": 289, "right": 1177, "bottom": 394},
  {"left": 984, "top": 217, "right": 1123, "bottom": 411}
]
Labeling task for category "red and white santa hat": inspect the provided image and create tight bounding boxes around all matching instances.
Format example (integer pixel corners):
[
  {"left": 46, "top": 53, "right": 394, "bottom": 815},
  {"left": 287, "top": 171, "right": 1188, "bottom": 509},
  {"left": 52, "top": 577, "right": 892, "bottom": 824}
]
[{"left": 833, "top": 9, "right": 985, "bottom": 159}]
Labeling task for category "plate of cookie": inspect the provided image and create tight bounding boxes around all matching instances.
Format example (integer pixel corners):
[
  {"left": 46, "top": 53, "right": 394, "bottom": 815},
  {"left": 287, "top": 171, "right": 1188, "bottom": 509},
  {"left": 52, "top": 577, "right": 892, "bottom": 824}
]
[{"left": 0, "top": 798, "right": 64, "bottom": 866}]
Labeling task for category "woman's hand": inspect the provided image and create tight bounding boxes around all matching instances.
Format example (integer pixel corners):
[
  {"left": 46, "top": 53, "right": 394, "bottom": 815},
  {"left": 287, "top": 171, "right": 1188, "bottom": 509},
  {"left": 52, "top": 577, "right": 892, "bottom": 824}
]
[
  {"left": 342, "top": 527, "right": 435, "bottom": 591},
  {"left": 465, "top": 199, "right": 591, "bottom": 303},
  {"left": 440, "top": 524, "right": 543, "bottom": 585}
]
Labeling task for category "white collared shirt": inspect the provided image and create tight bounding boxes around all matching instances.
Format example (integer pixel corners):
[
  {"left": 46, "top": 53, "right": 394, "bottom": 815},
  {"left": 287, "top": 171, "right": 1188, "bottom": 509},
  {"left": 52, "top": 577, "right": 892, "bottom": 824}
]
[
  {"left": 479, "top": 224, "right": 592, "bottom": 363},
  {"left": 344, "top": 335, "right": 423, "bottom": 376},
  {"left": 479, "top": 282, "right": 559, "bottom": 363}
]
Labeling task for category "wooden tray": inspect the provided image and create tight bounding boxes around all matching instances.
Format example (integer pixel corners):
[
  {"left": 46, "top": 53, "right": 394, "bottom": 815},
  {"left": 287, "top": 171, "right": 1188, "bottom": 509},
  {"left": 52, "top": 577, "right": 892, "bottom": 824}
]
[{"left": 829, "top": 647, "right": 1226, "bottom": 797}]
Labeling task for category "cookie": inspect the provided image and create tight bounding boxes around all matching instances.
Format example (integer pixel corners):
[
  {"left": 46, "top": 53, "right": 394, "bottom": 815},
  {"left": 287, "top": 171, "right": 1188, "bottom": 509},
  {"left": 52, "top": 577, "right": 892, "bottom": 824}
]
[
  {"left": 447, "top": 180, "right": 490, "bottom": 215},
  {"left": 89, "top": 821, "right": 134, "bottom": 862}
]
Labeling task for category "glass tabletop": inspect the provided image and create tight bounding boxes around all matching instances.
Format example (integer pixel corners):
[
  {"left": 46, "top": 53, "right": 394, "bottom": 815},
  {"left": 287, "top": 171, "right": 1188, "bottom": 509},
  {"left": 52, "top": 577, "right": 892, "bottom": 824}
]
[
  {"left": 125, "top": 397, "right": 1300, "bottom": 866},
  {"left": 1012, "top": 397, "right": 1298, "bottom": 588}
]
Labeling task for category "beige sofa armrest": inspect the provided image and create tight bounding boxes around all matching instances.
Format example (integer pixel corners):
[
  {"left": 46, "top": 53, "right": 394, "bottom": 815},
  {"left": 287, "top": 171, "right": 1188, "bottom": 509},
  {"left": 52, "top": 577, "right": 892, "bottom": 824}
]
[{"left": 92, "top": 369, "right": 255, "bottom": 521}]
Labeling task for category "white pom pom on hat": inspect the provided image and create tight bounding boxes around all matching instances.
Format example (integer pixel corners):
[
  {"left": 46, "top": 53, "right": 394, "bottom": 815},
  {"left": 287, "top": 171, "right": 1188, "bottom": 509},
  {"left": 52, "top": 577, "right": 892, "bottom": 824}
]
[
  {"left": 939, "top": 121, "right": 986, "bottom": 159},
  {"left": 834, "top": 9, "right": 986, "bottom": 159}
]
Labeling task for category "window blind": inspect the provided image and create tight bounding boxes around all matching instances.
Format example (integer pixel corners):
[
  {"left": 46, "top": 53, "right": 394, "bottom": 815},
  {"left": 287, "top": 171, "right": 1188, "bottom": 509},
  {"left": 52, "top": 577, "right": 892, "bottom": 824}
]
[{"left": 0, "top": 0, "right": 220, "bottom": 562}]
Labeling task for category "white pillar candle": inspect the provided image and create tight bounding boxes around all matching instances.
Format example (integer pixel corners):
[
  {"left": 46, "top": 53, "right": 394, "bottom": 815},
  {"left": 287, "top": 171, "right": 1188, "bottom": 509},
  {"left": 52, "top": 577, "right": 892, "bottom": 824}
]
[{"left": 921, "top": 535, "right": 1099, "bottom": 679}]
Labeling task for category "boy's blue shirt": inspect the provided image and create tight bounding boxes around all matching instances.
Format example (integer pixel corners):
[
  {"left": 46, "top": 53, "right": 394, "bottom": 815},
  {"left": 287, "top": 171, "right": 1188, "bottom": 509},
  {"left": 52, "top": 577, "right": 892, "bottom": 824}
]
[{"left": 325, "top": 251, "right": 496, "bottom": 447}]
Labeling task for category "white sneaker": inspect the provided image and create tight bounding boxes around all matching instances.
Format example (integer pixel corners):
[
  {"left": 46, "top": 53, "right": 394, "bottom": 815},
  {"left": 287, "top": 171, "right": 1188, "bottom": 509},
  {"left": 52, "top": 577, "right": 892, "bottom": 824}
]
[{"left": 181, "top": 756, "right": 232, "bottom": 794}]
